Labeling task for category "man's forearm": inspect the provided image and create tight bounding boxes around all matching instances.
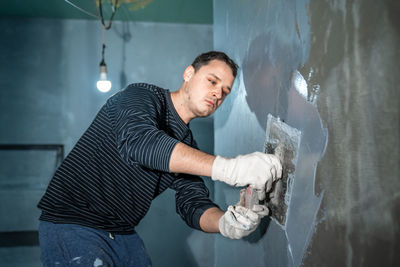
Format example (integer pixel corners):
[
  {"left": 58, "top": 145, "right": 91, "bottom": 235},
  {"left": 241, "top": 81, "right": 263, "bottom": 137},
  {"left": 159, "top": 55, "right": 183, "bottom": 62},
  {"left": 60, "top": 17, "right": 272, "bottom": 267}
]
[
  {"left": 169, "top": 142, "right": 215, "bottom": 177},
  {"left": 199, "top": 207, "right": 224, "bottom": 233},
  {"left": 169, "top": 143, "right": 222, "bottom": 232}
]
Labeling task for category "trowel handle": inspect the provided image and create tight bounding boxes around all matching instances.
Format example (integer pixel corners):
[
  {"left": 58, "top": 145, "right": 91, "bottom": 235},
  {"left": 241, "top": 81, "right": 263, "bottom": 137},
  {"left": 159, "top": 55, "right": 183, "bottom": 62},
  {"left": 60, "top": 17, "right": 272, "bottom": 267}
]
[{"left": 244, "top": 185, "right": 257, "bottom": 210}]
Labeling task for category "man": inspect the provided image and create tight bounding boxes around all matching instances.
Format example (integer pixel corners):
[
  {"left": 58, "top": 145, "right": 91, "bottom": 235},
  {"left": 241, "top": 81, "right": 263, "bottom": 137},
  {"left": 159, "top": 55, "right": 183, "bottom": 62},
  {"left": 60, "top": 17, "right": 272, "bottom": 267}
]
[{"left": 38, "top": 51, "right": 282, "bottom": 266}]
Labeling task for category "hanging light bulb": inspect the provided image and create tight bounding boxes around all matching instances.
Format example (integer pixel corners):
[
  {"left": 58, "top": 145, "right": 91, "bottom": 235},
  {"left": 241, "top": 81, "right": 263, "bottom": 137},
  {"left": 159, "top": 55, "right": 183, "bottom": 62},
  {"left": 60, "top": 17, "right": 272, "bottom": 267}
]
[
  {"left": 97, "top": 60, "right": 111, "bottom": 93},
  {"left": 95, "top": 0, "right": 119, "bottom": 93},
  {"left": 96, "top": 44, "right": 112, "bottom": 93}
]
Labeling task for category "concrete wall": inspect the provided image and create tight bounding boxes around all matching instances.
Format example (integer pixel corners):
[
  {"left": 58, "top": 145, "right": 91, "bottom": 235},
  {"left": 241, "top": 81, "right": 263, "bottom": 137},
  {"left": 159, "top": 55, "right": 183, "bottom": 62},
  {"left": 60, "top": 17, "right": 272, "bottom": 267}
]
[
  {"left": 213, "top": 0, "right": 399, "bottom": 266},
  {"left": 0, "top": 17, "right": 214, "bottom": 267}
]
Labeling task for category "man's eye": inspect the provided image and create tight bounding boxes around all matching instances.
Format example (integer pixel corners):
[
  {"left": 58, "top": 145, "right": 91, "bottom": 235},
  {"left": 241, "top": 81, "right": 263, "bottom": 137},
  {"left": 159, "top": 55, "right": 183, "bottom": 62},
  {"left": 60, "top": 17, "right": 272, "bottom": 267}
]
[{"left": 209, "top": 79, "right": 216, "bottom": 85}]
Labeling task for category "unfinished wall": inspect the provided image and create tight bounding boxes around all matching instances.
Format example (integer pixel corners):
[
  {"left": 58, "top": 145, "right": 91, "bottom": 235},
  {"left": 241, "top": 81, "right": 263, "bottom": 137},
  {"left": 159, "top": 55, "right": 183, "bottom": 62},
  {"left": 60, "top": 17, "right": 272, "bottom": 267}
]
[
  {"left": 303, "top": 0, "right": 400, "bottom": 266},
  {"left": 213, "top": 0, "right": 399, "bottom": 266},
  {"left": 0, "top": 17, "right": 214, "bottom": 267}
]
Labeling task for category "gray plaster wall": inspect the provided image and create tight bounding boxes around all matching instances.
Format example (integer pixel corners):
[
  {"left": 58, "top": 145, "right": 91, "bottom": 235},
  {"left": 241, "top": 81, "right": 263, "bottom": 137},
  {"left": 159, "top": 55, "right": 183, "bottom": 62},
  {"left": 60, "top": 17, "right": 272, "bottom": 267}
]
[
  {"left": 0, "top": 17, "right": 214, "bottom": 267},
  {"left": 213, "top": 0, "right": 399, "bottom": 266}
]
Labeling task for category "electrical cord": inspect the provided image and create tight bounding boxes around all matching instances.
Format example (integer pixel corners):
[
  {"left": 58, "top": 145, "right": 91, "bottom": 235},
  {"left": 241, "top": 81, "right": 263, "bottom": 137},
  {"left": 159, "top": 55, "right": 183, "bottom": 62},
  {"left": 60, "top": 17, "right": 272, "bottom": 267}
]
[
  {"left": 99, "top": 0, "right": 119, "bottom": 30},
  {"left": 64, "top": 0, "right": 100, "bottom": 19},
  {"left": 64, "top": 0, "right": 119, "bottom": 29}
]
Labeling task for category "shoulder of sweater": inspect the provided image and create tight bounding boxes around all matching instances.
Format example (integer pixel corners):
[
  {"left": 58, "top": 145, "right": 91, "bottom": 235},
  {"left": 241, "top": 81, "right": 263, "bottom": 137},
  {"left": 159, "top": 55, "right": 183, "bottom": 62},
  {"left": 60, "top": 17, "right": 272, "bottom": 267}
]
[
  {"left": 127, "top": 83, "right": 167, "bottom": 94},
  {"left": 106, "top": 83, "right": 168, "bottom": 103}
]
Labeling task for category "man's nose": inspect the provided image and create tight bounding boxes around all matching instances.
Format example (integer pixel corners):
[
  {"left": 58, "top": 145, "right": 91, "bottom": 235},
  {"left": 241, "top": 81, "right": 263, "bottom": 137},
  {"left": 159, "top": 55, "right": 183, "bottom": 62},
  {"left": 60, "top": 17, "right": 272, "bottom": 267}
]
[{"left": 212, "top": 87, "right": 222, "bottom": 99}]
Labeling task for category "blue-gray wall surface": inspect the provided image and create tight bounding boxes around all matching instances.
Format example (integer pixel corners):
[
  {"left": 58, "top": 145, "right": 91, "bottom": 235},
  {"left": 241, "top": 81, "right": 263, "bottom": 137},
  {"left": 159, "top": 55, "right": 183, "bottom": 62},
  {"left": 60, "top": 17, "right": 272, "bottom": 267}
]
[
  {"left": 213, "top": 0, "right": 399, "bottom": 266},
  {"left": 0, "top": 17, "right": 214, "bottom": 267}
]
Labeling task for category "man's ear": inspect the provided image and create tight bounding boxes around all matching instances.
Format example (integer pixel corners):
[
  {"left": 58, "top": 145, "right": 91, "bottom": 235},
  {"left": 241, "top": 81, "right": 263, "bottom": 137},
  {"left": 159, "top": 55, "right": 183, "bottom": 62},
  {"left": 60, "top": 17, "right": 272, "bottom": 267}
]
[{"left": 183, "top": 65, "right": 195, "bottom": 82}]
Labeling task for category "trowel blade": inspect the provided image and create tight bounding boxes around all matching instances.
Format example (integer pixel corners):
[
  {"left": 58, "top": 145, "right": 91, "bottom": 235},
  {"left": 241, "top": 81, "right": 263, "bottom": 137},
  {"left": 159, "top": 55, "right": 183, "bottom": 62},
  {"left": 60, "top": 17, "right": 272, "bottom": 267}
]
[{"left": 264, "top": 114, "right": 301, "bottom": 225}]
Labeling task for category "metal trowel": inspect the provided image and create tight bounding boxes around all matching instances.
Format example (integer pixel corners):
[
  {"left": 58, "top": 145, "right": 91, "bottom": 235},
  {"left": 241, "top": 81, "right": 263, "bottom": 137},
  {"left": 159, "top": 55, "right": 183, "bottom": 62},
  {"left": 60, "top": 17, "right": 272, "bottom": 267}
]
[{"left": 244, "top": 114, "right": 301, "bottom": 226}]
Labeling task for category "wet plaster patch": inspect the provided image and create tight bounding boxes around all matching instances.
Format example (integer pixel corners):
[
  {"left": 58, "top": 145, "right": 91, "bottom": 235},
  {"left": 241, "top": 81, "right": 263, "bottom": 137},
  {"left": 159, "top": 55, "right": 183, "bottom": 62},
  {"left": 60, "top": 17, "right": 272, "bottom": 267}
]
[
  {"left": 283, "top": 71, "right": 327, "bottom": 266},
  {"left": 241, "top": 33, "right": 327, "bottom": 267},
  {"left": 217, "top": 68, "right": 327, "bottom": 267},
  {"left": 213, "top": 0, "right": 327, "bottom": 266},
  {"left": 255, "top": 70, "right": 327, "bottom": 266},
  {"left": 237, "top": 4, "right": 327, "bottom": 263}
]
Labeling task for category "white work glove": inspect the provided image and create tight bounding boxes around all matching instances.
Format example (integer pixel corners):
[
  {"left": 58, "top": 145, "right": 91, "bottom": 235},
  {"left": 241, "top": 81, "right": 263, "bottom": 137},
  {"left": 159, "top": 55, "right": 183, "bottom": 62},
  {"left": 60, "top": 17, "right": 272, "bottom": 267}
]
[
  {"left": 219, "top": 189, "right": 269, "bottom": 239},
  {"left": 211, "top": 152, "right": 282, "bottom": 200}
]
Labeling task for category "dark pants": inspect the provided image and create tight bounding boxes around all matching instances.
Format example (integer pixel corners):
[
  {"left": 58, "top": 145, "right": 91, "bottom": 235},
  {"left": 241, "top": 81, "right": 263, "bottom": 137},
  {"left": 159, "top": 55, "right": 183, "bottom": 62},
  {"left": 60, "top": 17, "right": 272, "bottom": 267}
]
[{"left": 39, "top": 221, "right": 152, "bottom": 267}]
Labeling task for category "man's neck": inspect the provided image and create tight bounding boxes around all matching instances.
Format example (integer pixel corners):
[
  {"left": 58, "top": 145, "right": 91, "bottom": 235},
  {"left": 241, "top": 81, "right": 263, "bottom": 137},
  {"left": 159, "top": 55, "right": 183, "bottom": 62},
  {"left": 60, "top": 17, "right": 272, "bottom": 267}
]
[{"left": 171, "top": 89, "right": 192, "bottom": 124}]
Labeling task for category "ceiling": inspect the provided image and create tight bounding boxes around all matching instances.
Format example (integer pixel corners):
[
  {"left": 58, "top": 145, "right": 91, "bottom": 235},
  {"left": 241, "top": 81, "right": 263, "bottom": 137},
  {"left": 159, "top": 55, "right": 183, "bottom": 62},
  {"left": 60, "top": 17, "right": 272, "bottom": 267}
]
[{"left": 0, "top": 0, "right": 213, "bottom": 24}]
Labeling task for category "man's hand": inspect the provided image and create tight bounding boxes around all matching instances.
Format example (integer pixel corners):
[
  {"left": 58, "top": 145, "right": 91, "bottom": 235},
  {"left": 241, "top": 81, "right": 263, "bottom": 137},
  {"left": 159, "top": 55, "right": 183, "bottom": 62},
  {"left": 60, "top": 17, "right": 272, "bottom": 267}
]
[
  {"left": 219, "top": 204, "right": 269, "bottom": 239},
  {"left": 169, "top": 144, "right": 282, "bottom": 200},
  {"left": 211, "top": 152, "right": 282, "bottom": 198}
]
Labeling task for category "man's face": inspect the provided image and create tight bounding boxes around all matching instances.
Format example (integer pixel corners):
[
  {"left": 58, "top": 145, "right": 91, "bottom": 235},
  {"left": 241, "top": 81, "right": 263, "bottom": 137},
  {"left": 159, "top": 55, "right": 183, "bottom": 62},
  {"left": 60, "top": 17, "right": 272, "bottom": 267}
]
[{"left": 183, "top": 59, "right": 235, "bottom": 118}]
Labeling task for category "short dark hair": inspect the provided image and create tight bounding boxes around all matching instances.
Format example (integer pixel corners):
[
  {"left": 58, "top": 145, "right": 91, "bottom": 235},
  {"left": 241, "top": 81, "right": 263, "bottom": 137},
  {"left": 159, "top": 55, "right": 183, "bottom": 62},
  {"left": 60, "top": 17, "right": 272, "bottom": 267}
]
[{"left": 191, "top": 51, "right": 238, "bottom": 77}]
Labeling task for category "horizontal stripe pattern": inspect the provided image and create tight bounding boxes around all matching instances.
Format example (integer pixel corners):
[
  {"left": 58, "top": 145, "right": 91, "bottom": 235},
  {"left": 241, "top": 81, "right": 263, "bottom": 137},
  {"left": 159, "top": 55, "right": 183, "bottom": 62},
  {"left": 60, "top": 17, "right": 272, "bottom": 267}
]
[{"left": 38, "top": 83, "right": 217, "bottom": 233}]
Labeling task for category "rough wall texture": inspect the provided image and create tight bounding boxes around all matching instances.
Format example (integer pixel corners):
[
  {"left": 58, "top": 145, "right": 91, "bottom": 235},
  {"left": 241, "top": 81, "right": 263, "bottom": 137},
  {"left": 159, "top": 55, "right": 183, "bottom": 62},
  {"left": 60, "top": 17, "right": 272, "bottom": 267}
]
[
  {"left": 303, "top": 0, "right": 400, "bottom": 266},
  {"left": 213, "top": 0, "right": 399, "bottom": 266}
]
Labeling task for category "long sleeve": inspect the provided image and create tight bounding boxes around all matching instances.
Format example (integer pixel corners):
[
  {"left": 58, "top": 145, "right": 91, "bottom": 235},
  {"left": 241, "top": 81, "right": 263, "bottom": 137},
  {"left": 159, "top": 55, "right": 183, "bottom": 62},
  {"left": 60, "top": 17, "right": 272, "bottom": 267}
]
[
  {"left": 109, "top": 84, "right": 180, "bottom": 172},
  {"left": 170, "top": 174, "right": 219, "bottom": 230}
]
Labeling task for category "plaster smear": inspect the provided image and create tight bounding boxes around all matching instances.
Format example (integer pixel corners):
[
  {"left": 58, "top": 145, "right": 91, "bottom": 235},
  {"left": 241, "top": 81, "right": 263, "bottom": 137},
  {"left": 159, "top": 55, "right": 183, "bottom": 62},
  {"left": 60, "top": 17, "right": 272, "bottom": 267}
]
[
  {"left": 262, "top": 70, "right": 327, "bottom": 266},
  {"left": 284, "top": 73, "right": 328, "bottom": 266},
  {"left": 93, "top": 258, "right": 103, "bottom": 267}
]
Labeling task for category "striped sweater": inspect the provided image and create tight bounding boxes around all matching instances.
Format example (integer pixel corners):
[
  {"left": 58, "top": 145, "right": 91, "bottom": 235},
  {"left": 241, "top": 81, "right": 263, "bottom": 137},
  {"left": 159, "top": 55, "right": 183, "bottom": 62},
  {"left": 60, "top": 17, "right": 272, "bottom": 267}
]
[{"left": 38, "top": 83, "right": 218, "bottom": 234}]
